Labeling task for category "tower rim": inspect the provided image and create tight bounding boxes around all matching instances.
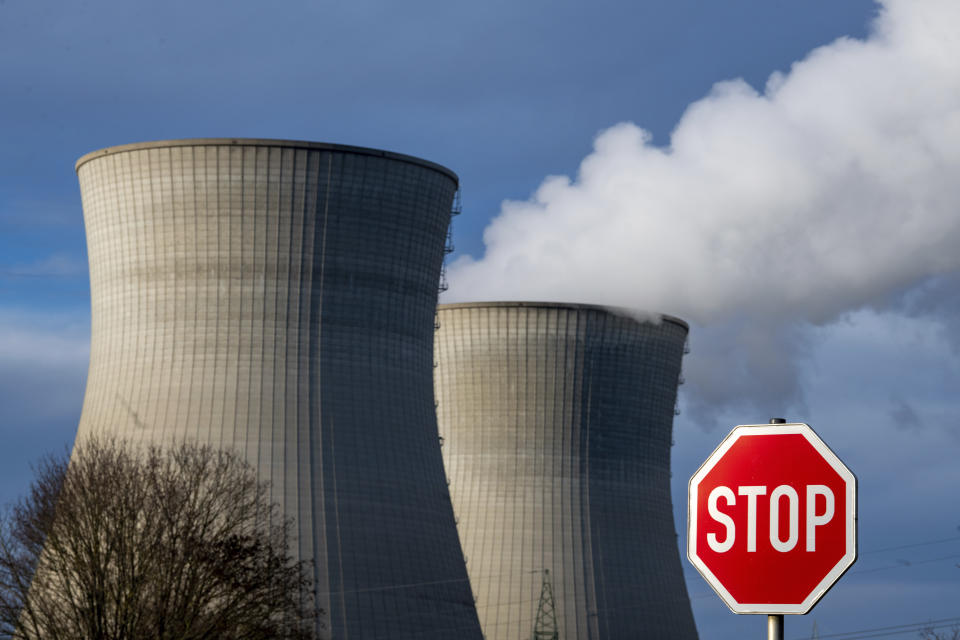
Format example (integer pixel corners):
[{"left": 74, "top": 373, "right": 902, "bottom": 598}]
[
  {"left": 437, "top": 300, "right": 689, "bottom": 331},
  {"left": 75, "top": 138, "right": 459, "bottom": 184}
]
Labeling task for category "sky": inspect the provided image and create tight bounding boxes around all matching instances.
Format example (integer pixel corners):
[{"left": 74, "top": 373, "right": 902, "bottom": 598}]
[{"left": 1, "top": 0, "right": 959, "bottom": 638}]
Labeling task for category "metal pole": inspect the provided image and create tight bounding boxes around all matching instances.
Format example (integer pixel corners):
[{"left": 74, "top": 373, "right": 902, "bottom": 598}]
[
  {"left": 768, "top": 418, "right": 786, "bottom": 640},
  {"left": 768, "top": 614, "right": 784, "bottom": 640}
]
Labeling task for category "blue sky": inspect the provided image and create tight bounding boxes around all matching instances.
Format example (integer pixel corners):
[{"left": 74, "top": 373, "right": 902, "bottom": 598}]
[{"left": 2, "top": 0, "right": 959, "bottom": 638}]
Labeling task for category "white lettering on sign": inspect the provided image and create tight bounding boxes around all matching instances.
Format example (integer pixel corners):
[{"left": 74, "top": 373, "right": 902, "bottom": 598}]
[
  {"left": 806, "top": 484, "right": 834, "bottom": 552},
  {"left": 737, "top": 486, "right": 766, "bottom": 552},
  {"left": 769, "top": 485, "right": 799, "bottom": 551},
  {"left": 706, "top": 484, "right": 835, "bottom": 552},
  {"left": 707, "top": 486, "right": 736, "bottom": 552}
]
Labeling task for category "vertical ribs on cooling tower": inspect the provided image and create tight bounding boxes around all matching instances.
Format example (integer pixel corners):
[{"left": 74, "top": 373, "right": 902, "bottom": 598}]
[
  {"left": 74, "top": 139, "right": 482, "bottom": 639},
  {"left": 434, "top": 302, "right": 698, "bottom": 640}
]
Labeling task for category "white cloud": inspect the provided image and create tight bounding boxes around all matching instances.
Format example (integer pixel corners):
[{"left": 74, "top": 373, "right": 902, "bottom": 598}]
[
  {"left": 0, "top": 310, "right": 89, "bottom": 363},
  {"left": 0, "top": 310, "right": 89, "bottom": 423},
  {"left": 0, "top": 253, "right": 87, "bottom": 279},
  {"left": 446, "top": 0, "right": 960, "bottom": 417}
]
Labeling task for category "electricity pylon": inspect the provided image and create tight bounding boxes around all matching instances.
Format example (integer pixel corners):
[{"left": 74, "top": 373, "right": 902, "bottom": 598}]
[{"left": 532, "top": 569, "right": 559, "bottom": 640}]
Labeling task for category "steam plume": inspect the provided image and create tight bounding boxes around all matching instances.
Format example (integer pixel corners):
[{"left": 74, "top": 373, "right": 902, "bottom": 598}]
[{"left": 445, "top": 0, "right": 960, "bottom": 422}]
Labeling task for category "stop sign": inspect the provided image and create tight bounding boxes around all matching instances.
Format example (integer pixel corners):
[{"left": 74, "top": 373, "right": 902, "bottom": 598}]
[{"left": 688, "top": 423, "right": 856, "bottom": 614}]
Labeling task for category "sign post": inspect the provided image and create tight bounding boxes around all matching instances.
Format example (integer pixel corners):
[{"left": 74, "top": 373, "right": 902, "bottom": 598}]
[
  {"left": 767, "top": 418, "right": 787, "bottom": 640},
  {"left": 688, "top": 418, "right": 856, "bottom": 638}
]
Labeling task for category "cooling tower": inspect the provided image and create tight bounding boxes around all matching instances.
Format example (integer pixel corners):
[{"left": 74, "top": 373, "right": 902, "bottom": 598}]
[
  {"left": 434, "top": 302, "right": 699, "bottom": 640},
  {"left": 74, "top": 139, "right": 482, "bottom": 639}
]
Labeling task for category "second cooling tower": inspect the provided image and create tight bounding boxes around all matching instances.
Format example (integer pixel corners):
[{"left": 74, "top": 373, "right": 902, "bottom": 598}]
[
  {"left": 74, "top": 139, "right": 482, "bottom": 639},
  {"left": 434, "top": 302, "right": 699, "bottom": 640}
]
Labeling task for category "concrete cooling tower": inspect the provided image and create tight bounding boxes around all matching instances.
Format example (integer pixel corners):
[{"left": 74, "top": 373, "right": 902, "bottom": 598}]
[
  {"left": 434, "top": 302, "right": 699, "bottom": 640},
  {"left": 74, "top": 139, "right": 482, "bottom": 639}
]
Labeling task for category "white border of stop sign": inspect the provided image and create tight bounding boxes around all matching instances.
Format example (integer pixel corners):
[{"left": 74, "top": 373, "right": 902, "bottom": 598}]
[{"left": 687, "top": 423, "right": 857, "bottom": 615}]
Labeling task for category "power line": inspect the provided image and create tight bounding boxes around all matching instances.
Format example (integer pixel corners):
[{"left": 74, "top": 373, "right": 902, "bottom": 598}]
[
  {"left": 682, "top": 532, "right": 960, "bottom": 572},
  {"left": 306, "top": 531, "right": 960, "bottom": 632},
  {"left": 864, "top": 535, "right": 960, "bottom": 555},
  {"left": 790, "top": 615, "right": 960, "bottom": 640},
  {"left": 852, "top": 552, "right": 960, "bottom": 575},
  {"left": 684, "top": 533, "right": 960, "bottom": 580},
  {"left": 314, "top": 575, "right": 470, "bottom": 597}
]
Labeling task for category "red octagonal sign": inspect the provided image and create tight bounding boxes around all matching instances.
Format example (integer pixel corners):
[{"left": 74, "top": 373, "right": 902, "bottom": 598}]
[{"left": 688, "top": 423, "right": 856, "bottom": 614}]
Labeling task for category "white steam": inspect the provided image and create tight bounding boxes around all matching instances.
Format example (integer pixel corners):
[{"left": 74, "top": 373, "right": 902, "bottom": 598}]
[{"left": 445, "top": 0, "right": 960, "bottom": 423}]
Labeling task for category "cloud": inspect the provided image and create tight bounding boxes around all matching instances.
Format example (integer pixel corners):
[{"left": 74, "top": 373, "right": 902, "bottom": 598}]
[
  {"left": 0, "top": 310, "right": 89, "bottom": 421},
  {"left": 446, "top": 0, "right": 960, "bottom": 420},
  {"left": 0, "top": 311, "right": 88, "bottom": 508},
  {"left": 889, "top": 397, "right": 922, "bottom": 431},
  {"left": 0, "top": 197, "right": 83, "bottom": 230},
  {"left": 0, "top": 253, "right": 87, "bottom": 279}
]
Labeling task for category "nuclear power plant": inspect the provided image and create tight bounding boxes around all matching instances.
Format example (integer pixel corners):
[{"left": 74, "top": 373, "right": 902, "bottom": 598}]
[
  {"left": 434, "top": 302, "right": 699, "bottom": 640},
  {"left": 74, "top": 139, "right": 482, "bottom": 639},
  {"left": 72, "top": 138, "right": 698, "bottom": 639}
]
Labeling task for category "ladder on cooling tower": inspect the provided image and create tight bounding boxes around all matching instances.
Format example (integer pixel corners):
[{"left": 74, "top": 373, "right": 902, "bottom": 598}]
[{"left": 531, "top": 569, "right": 559, "bottom": 640}]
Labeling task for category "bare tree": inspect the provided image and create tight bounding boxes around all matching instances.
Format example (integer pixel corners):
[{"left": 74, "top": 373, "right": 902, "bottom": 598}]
[
  {"left": 921, "top": 627, "right": 960, "bottom": 640},
  {"left": 0, "top": 439, "right": 316, "bottom": 640}
]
